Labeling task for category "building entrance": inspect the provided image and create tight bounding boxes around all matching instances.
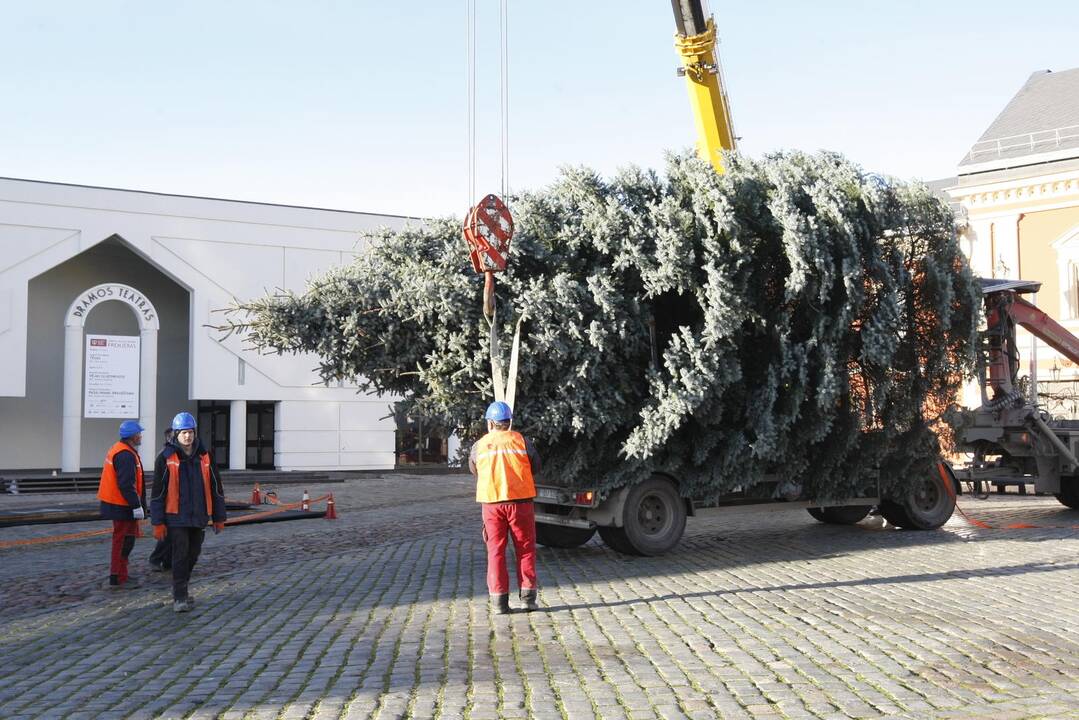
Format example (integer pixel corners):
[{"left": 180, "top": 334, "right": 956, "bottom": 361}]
[
  {"left": 196, "top": 401, "right": 230, "bottom": 468},
  {"left": 196, "top": 400, "right": 276, "bottom": 470},
  {"left": 246, "top": 402, "right": 276, "bottom": 469}
]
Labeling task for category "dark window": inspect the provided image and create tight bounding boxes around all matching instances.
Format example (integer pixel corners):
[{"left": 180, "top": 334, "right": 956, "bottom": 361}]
[{"left": 394, "top": 404, "right": 448, "bottom": 466}]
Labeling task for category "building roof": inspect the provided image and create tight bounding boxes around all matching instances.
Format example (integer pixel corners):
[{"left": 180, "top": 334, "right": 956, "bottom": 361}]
[
  {"left": 959, "top": 67, "right": 1079, "bottom": 175},
  {"left": 0, "top": 175, "right": 416, "bottom": 222},
  {"left": 922, "top": 176, "right": 963, "bottom": 215}
]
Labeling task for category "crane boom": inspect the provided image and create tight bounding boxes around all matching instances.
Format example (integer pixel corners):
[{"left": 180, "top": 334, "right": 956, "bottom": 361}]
[
  {"left": 671, "top": 0, "right": 737, "bottom": 174},
  {"left": 983, "top": 281, "right": 1079, "bottom": 400}
]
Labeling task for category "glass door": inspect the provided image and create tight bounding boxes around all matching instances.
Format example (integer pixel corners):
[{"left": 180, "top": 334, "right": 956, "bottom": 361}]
[
  {"left": 246, "top": 402, "right": 276, "bottom": 469},
  {"left": 196, "top": 401, "right": 229, "bottom": 467}
]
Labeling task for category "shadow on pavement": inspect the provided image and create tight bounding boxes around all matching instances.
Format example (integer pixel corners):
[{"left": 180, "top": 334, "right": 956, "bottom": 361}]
[{"left": 536, "top": 560, "right": 1079, "bottom": 613}]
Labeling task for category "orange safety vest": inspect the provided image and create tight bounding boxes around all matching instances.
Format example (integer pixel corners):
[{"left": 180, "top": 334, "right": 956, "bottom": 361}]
[
  {"left": 165, "top": 452, "right": 214, "bottom": 517},
  {"left": 475, "top": 430, "right": 535, "bottom": 503},
  {"left": 98, "top": 441, "right": 143, "bottom": 506}
]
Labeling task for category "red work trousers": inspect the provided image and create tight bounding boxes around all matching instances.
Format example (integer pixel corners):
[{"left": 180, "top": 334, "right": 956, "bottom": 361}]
[
  {"left": 481, "top": 500, "right": 537, "bottom": 595},
  {"left": 109, "top": 519, "right": 141, "bottom": 583}
]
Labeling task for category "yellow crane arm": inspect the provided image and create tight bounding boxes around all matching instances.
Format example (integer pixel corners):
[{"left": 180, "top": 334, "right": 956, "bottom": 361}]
[{"left": 671, "top": 2, "right": 736, "bottom": 174}]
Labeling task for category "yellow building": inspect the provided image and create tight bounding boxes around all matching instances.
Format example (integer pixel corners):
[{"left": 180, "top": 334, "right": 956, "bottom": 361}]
[{"left": 948, "top": 67, "right": 1079, "bottom": 411}]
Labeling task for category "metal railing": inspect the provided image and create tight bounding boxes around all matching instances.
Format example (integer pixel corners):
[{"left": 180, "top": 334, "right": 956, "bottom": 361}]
[{"left": 967, "top": 124, "right": 1079, "bottom": 160}]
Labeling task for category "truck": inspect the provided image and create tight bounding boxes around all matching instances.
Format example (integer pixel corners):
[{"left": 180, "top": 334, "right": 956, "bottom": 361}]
[
  {"left": 534, "top": 277, "right": 1079, "bottom": 556},
  {"left": 950, "top": 278, "right": 1079, "bottom": 509}
]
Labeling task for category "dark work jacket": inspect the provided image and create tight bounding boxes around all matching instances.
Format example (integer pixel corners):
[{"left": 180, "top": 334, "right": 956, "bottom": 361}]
[
  {"left": 150, "top": 439, "right": 226, "bottom": 528},
  {"left": 99, "top": 446, "right": 146, "bottom": 520}
]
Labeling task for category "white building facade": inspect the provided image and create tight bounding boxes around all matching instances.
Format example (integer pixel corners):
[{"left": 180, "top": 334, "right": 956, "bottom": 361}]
[{"left": 0, "top": 177, "right": 416, "bottom": 472}]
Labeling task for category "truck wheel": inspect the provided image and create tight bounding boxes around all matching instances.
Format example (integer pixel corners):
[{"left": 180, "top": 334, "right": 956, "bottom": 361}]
[
  {"left": 535, "top": 524, "right": 596, "bottom": 548},
  {"left": 1056, "top": 477, "right": 1079, "bottom": 509},
  {"left": 598, "top": 526, "right": 637, "bottom": 555},
  {"left": 878, "top": 501, "right": 913, "bottom": 527},
  {"left": 881, "top": 463, "right": 955, "bottom": 530},
  {"left": 616, "top": 476, "right": 687, "bottom": 556},
  {"left": 807, "top": 506, "right": 872, "bottom": 525}
]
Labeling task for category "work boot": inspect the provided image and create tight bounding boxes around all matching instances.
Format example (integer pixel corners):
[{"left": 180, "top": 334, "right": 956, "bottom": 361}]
[
  {"left": 149, "top": 561, "right": 168, "bottom": 573},
  {"left": 173, "top": 599, "right": 192, "bottom": 613},
  {"left": 520, "top": 588, "right": 539, "bottom": 612},
  {"left": 491, "top": 593, "right": 511, "bottom": 615}
]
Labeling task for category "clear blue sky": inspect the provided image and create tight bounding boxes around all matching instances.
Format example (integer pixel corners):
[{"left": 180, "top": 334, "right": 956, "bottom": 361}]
[{"left": 2, "top": 1, "right": 1078, "bottom": 218}]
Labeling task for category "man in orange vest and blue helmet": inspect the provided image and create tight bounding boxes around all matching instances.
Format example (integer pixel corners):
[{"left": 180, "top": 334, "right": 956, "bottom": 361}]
[
  {"left": 98, "top": 420, "right": 147, "bottom": 589},
  {"left": 150, "top": 411, "right": 227, "bottom": 612},
  {"left": 469, "top": 401, "right": 542, "bottom": 614}
]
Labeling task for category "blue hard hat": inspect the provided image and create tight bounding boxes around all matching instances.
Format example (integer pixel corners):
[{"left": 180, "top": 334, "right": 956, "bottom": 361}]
[
  {"left": 118, "top": 420, "right": 144, "bottom": 439},
  {"left": 485, "top": 401, "right": 513, "bottom": 422},
  {"left": 171, "top": 412, "right": 197, "bottom": 431}
]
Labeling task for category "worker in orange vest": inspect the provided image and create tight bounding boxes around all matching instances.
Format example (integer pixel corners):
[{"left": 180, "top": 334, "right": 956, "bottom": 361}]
[
  {"left": 469, "top": 401, "right": 542, "bottom": 614},
  {"left": 97, "top": 420, "right": 146, "bottom": 589},
  {"left": 149, "top": 412, "right": 226, "bottom": 613}
]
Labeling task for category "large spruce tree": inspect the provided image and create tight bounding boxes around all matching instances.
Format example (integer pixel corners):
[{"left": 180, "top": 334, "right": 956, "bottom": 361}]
[{"left": 227, "top": 151, "right": 978, "bottom": 502}]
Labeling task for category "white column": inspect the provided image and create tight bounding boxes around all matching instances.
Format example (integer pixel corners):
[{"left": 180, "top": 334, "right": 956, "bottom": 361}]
[
  {"left": 139, "top": 328, "right": 158, "bottom": 471},
  {"left": 965, "top": 218, "right": 995, "bottom": 277},
  {"left": 229, "top": 399, "right": 247, "bottom": 470},
  {"left": 61, "top": 325, "right": 84, "bottom": 472}
]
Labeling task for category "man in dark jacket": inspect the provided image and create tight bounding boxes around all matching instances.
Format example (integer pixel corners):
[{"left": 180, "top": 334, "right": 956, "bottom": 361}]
[
  {"left": 98, "top": 420, "right": 146, "bottom": 589},
  {"left": 150, "top": 412, "right": 226, "bottom": 613}
]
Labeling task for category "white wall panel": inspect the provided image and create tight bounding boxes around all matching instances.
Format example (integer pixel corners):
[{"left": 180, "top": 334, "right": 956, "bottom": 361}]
[
  {"left": 283, "top": 248, "right": 346, "bottom": 293},
  {"left": 276, "top": 430, "right": 341, "bottom": 453},
  {"left": 0, "top": 225, "right": 78, "bottom": 273},
  {"left": 156, "top": 236, "right": 283, "bottom": 303},
  {"left": 0, "top": 289, "right": 10, "bottom": 335},
  {"left": 338, "top": 451, "right": 395, "bottom": 468},
  {"left": 274, "top": 451, "right": 340, "bottom": 468},
  {"left": 340, "top": 429, "right": 395, "bottom": 452},
  {"left": 276, "top": 401, "right": 341, "bottom": 431},
  {"left": 340, "top": 401, "right": 395, "bottom": 430}
]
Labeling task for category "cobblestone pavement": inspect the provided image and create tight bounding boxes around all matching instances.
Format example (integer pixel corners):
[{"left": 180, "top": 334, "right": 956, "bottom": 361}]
[{"left": 1, "top": 476, "right": 1078, "bottom": 719}]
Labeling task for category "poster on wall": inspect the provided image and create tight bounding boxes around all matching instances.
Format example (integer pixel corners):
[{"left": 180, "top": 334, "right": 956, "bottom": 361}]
[{"left": 84, "top": 334, "right": 140, "bottom": 418}]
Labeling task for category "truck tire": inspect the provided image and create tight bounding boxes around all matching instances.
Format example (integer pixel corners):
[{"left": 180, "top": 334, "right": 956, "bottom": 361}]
[
  {"left": 807, "top": 505, "right": 872, "bottom": 525},
  {"left": 1056, "top": 477, "right": 1079, "bottom": 509},
  {"left": 880, "top": 463, "right": 955, "bottom": 530},
  {"left": 878, "top": 501, "right": 914, "bottom": 528},
  {"left": 535, "top": 524, "right": 596, "bottom": 548},
  {"left": 598, "top": 526, "right": 637, "bottom": 555},
  {"left": 604, "top": 476, "right": 687, "bottom": 556}
]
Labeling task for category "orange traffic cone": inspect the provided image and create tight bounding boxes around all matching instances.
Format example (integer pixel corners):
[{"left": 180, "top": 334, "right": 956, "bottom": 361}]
[
  {"left": 251, "top": 483, "right": 261, "bottom": 505},
  {"left": 325, "top": 493, "right": 338, "bottom": 520},
  {"left": 302, "top": 489, "right": 310, "bottom": 512}
]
